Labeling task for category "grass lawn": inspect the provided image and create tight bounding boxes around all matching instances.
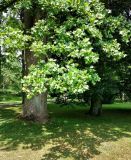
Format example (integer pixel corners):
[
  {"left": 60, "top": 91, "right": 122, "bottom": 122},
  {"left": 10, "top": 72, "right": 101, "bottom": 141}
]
[
  {"left": 0, "top": 102, "right": 131, "bottom": 160},
  {"left": 0, "top": 94, "right": 21, "bottom": 104}
]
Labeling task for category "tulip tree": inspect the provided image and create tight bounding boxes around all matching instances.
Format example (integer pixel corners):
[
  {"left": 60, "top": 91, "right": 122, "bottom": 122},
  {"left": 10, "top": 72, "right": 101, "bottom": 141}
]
[{"left": 0, "top": 0, "right": 130, "bottom": 121}]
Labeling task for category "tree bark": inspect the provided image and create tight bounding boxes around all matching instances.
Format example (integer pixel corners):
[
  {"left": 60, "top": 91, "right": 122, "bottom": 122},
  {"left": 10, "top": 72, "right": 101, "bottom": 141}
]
[
  {"left": 23, "top": 92, "right": 48, "bottom": 122},
  {"left": 89, "top": 95, "right": 102, "bottom": 116},
  {"left": 21, "top": 8, "right": 48, "bottom": 122},
  {"left": 22, "top": 49, "right": 49, "bottom": 123}
]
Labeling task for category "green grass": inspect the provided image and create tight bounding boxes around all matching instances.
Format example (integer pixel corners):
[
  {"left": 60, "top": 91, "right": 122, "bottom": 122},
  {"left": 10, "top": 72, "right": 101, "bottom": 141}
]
[
  {"left": 0, "top": 103, "right": 131, "bottom": 160},
  {"left": 0, "top": 94, "right": 21, "bottom": 104}
]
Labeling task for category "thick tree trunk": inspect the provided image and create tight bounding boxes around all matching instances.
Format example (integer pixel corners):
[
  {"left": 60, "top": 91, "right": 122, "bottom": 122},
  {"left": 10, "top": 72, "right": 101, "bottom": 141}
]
[
  {"left": 23, "top": 92, "right": 48, "bottom": 122},
  {"left": 22, "top": 50, "right": 49, "bottom": 122},
  {"left": 21, "top": 9, "right": 48, "bottom": 122},
  {"left": 89, "top": 95, "right": 102, "bottom": 116}
]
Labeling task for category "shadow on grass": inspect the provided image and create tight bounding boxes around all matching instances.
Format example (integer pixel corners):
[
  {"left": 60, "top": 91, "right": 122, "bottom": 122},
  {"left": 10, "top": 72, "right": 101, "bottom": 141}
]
[{"left": 0, "top": 104, "right": 131, "bottom": 160}]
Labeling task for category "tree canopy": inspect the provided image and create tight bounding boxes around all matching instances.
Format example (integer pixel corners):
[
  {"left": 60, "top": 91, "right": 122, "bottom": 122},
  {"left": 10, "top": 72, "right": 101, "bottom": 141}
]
[{"left": 0, "top": 0, "right": 131, "bottom": 119}]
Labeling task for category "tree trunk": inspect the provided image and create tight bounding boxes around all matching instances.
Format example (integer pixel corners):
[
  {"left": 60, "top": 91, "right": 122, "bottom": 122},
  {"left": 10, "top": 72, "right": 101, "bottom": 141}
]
[
  {"left": 22, "top": 50, "right": 49, "bottom": 122},
  {"left": 89, "top": 95, "right": 102, "bottom": 116},
  {"left": 21, "top": 9, "right": 48, "bottom": 122},
  {"left": 23, "top": 92, "right": 48, "bottom": 122}
]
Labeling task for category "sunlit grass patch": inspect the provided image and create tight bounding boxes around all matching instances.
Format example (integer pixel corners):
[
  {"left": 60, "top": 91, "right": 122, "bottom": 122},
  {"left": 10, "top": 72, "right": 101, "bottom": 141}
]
[{"left": 0, "top": 102, "right": 131, "bottom": 160}]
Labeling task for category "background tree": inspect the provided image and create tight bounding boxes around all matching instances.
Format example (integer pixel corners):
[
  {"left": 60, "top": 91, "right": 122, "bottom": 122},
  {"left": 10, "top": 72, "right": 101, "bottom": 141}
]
[{"left": 101, "top": 0, "right": 131, "bottom": 101}]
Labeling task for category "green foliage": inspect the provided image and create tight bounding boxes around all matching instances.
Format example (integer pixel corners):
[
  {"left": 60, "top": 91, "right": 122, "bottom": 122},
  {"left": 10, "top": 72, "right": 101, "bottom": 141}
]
[
  {"left": 1, "top": 0, "right": 131, "bottom": 99},
  {"left": 100, "top": 0, "right": 131, "bottom": 101},
  {"left": 0, "top": 26, "right": 30, "bottom": 52},
  {"left": 0, "top": 53, "right": 22, "bottom": 93},
  {"left": 22, "top": 59, "right": 99, "bottom": 98}
]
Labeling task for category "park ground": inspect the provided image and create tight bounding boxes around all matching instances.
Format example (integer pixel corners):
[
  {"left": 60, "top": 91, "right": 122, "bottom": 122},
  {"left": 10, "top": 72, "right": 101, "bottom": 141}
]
[{"left": 0, "top": 102, "right": 131, "bottom": 160}]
